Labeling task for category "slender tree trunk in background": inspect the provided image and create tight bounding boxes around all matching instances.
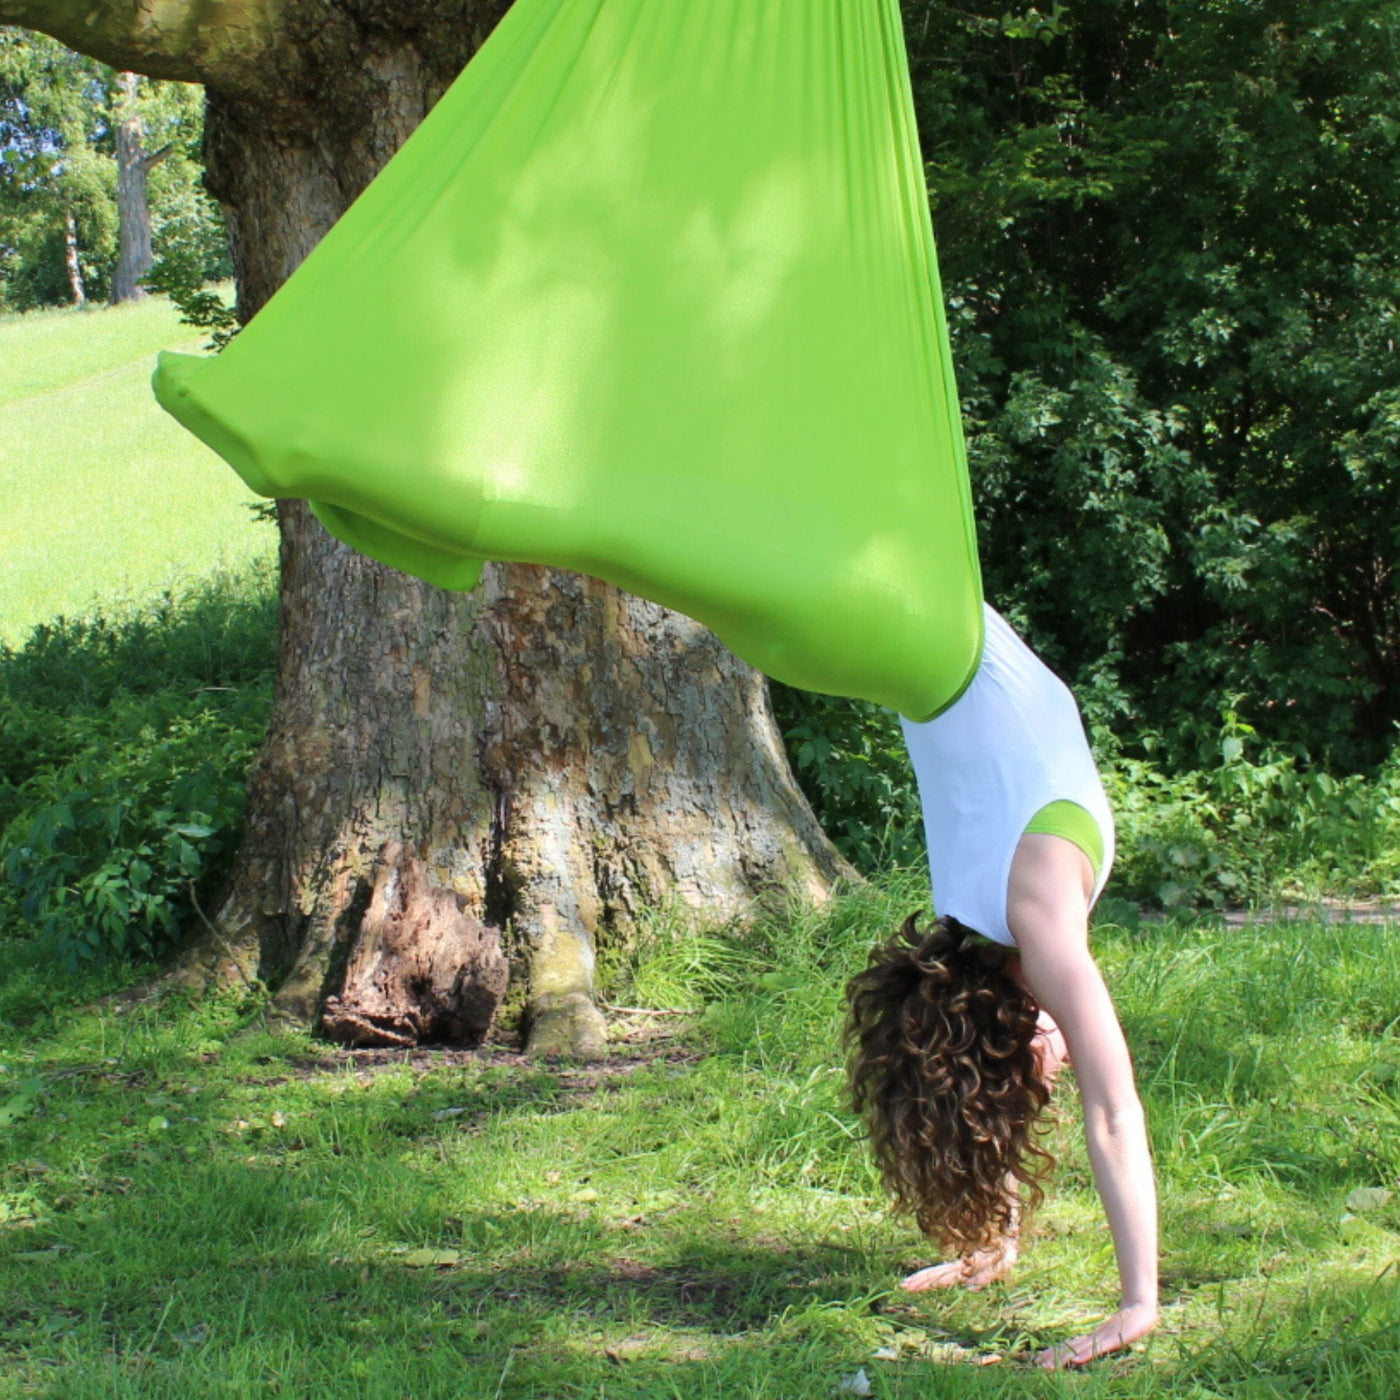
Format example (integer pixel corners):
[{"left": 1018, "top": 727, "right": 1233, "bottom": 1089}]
[
  {"left": 110, "top": 70, "right": 170, "bottom": 304},
  {"left": 21, "top": 4, "right": 860, "bottom": 1055},
  {"left": 64, "top": 208, "right": 84, "bottom": 305}
]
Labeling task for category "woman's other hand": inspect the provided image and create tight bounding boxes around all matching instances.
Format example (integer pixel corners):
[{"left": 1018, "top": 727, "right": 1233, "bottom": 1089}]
[{"left": 901, "top": 1237, "right": 1019, "bottom": 1291}]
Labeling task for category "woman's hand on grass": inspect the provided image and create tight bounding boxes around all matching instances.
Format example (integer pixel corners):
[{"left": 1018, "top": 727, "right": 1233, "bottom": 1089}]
[
  {"left": 901, "top": 1238, "right": 1019, "bottom": 1292},
  {"left": 902, "top": 1170, "right": 1024, "bottom": 1293},
  {"left": 1034, "top": 1301, "right": 1159, "bottom": 1369}
]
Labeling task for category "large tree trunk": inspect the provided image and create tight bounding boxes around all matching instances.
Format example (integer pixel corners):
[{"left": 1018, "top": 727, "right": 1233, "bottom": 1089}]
[{"left": 153, "top": 9, "right": 858, "bottom": 1055}]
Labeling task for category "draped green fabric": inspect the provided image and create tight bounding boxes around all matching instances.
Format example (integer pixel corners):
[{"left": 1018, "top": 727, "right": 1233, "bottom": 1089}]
[{"left": 152, "top": 0, "right": 982, "bottom": 721}]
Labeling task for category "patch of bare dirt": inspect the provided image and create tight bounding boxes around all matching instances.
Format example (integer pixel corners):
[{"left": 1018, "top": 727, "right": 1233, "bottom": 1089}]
[
  {"left": 1221, "top": 899, "right": 1400, "bottom": 925},
  {"left": 277, "top": 1039, "right": 707, "bottom": 1087}
]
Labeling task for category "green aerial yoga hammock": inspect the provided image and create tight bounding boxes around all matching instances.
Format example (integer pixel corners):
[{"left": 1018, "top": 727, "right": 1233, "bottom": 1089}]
[{"left": 153, "top": 0, "right": 983, "bottom": 721}]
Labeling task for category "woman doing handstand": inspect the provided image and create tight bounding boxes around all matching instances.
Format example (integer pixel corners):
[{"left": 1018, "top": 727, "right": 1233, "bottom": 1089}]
[{"left": 845, "top": 603, "right": 1160, "bottom": 1370}]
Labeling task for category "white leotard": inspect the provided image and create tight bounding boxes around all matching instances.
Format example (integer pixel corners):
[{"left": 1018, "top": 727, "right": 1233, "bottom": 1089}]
[{"left": 899, "top": 603, "right": 1115, "bottom": 947}]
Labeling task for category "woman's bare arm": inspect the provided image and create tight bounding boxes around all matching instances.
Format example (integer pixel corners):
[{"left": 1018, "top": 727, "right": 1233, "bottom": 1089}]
[{"left": 1008, "top": 834, "right": 1160, "bottom": 1368}]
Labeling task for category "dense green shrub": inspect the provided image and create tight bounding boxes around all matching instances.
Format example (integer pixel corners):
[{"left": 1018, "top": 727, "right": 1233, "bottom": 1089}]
[
  {"left": 1104, "top": 714, "right": 1400, "bottom": 910},
  {"left": 903, "top": 0, "right": 1400, "bottom": 770},
  {"left": 0, "top": 566, "right": 275, "bottom": 967},
  {"left": 768, "top": 679, "right": 1400, "bottom": 909},
  {"left": 767, "top": 684, "right": 923, "bottom": 874}
]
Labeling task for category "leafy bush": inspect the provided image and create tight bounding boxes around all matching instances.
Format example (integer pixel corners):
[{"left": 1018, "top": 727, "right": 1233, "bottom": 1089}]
[
  {"left": 767, "top": 681, "right": 922, "bottom": 874},
  {"left": 768, "top": 676, "right": 1400, "bottom": 910},
  {"left": 907, "top": 0, "right": 1400, "bottom": 770},
  {"left": 1105, "top": 711, "right": 1400, "bottom": 910},
  {"left": 0, "top": 566, "right": 275, "bottom": 967}
]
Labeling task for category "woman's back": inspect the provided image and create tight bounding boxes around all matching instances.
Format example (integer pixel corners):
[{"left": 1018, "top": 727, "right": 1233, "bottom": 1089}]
[{"left": 900, "top": 604, "right": 1114, "bottom": 945}]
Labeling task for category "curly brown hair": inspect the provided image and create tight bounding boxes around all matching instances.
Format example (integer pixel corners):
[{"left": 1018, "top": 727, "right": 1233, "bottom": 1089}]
[{"left": 844, "top": 910, "right": 1057, "bottom": 1258}]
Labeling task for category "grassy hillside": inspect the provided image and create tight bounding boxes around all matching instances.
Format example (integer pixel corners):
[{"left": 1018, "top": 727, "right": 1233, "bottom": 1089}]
[{"left": 0, "top": 293, "right": 275, "bottom": 647}]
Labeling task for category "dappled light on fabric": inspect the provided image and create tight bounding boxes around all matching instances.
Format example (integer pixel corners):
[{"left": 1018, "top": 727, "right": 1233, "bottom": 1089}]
[{"left": 151, "top": 0, "right": 982, "bottom": 720}]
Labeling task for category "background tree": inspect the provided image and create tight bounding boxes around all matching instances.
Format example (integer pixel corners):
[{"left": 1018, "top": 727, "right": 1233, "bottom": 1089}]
[
  {"left": 110, "top": 68, "right": 170, "bottom": 302},
  {"left": 0, "top": 0, "right": 855, "bottom": 1055},
  {"left": 0, "top": 27, "right": 227, "bottom": 312},
  {"left": 0, "top": 29, "right": 112, "bottom": 306}
]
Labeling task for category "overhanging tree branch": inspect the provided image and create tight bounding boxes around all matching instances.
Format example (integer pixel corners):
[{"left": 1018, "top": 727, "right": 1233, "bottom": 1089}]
[{"left": 0, "top": 0, "right": 283, "bottom": 91}]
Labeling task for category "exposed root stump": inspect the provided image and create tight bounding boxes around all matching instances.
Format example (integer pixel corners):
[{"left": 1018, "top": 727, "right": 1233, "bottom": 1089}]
[{"left": 321, "top": 841, "right": 509, "bottom": 1048}]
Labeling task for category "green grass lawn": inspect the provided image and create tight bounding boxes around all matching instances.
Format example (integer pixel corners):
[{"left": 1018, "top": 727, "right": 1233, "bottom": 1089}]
[
  {"left": 0, "top": 293, "right": 275, "bottom": 648},
  {"left": 1, "top": 873, "right": 1396, "bottom": 1398}
]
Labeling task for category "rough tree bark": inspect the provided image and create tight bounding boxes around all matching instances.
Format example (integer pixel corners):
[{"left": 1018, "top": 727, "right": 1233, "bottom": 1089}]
[
  {"left": 8, "top": 0, "right": 862, "bottom": 1055},
  {"left": 110, "top": 70, "right": 171, "bottom": 304}
]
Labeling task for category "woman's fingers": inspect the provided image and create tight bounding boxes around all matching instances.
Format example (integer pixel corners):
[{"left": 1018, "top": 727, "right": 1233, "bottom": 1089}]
[
  {"left": 901, "top": 1244, "right": 1018, "bottom": 1292},
  {"left": 901, "top": 1261, "right": 971, "bottom": 1291},
  {"left": 1034, "top": 1303, "right": 1160, "bottom": 1369}
]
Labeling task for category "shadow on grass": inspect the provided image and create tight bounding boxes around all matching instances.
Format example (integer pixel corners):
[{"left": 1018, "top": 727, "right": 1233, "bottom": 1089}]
[
  {"left": 11, "top": 1160, "right": 1398, "bottom": 1397},
  {"left": 1, "top": 1184, "right": 1032, "bottom": 1388}
]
